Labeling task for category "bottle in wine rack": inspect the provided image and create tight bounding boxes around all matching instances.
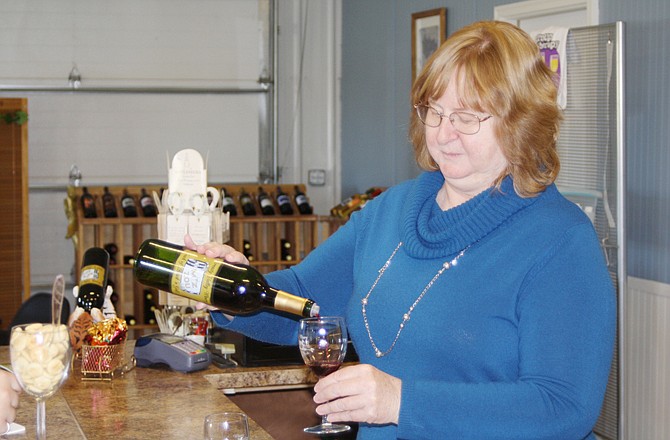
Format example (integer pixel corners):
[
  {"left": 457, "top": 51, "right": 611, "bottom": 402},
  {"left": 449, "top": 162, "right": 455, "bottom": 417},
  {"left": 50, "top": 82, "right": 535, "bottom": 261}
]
[
  {"left": 281, "top": 239, "right": 293, "bottom": 261},
  {"left": 239, "top": 188, "right": 257, "bottom": 216},
  {"left": 120, "top": 189, "right": 138, "bottom": 217},
  {"left": 81, "top": 187, "right": 97, "bottom": 218},
  {"left": 124, "top": 315, "right": 137, "bottom": 326},
  {"left": 77, "top": 247, "right": 110, "bottom": 312},
  {"left": 276, "top": 186, "right": 294, "bottom": 215},
  {"left": 143, "top": 290, "right": 157, "bottom": 325},
  {"left": 102, "top": 186, "right": 118, "bottom": 218},
  {"left": 132, "top": 238, "right": 319, "bottom": 317},
  {"left": 139, "top": 188, "right": 158, "bottom": 217},
  {"left": 294, "top": 186, "right": 313, "bottom": 215},
  {"left": 257, "top": 186, "right": 275, "bottom": 215},
  {"left": 243, "top": 239, "right": 254, "bottom": 262},
  {"left": 221, "top": 188, "right": 238, "bottom": 216},
  {"left": 104, "top": 243, "right": 118, "bottom": 265}
]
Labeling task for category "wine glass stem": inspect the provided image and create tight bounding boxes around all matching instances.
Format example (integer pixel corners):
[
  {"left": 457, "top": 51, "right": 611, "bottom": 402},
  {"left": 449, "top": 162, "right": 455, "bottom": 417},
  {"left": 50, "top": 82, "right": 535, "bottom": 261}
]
[
  {"left": 36, "top": 398, "right": 46, "bottom": 440},
  {"left": 321, "top": 415, "right": 331, "bottom": 427}
]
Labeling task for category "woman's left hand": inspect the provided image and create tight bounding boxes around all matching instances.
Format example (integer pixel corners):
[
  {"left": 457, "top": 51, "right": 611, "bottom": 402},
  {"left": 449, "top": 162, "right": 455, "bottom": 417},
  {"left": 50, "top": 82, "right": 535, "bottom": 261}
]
[{"left": 312, "top": 364, "right": 402, "bottom": 425}]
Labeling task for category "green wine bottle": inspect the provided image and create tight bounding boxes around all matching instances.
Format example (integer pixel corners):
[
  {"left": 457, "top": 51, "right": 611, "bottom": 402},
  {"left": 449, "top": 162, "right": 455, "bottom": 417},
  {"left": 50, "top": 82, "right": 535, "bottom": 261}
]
[{"left": 132, "top": 239, "right": 319, "bottom": 318}]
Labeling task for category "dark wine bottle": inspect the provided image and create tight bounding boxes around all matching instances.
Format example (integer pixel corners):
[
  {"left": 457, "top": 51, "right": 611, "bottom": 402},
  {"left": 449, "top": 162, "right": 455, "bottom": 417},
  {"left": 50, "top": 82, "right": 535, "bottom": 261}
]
[
  {"left": 221, "top": 188, "right": 238, "bottom": 216},
  {"left": 132, "top": 238, "right": 319, "bottom": 318},
  {"left": 120, "top": 189, "right": 138, "bottom": 217},
  {"left": 77, "top": 247, "right": 110, "bottom": 312},
  {"left": 257, "top": 186, "right": 275, "bottom": 215},
  {"left": 239, "top": 188, "right": 256, "bottom": 216},
  {"left": 294, "top": 186, "right": 313, "bottom": 215},
  {"left": 102, "top": 186, "right": 118, "bottom": 218},
  {"left": 281, "top": 239, "right": 293, "bottom": 261},
  {"left": 103, "top": 242, "right": 118, "bottom": 255},
  {"left": 104, "top": 242, "right": 118, "bottom": 265},
  {"left": 276, "top": 186, "right": 294, "bottom": 215},
  {"left": 139, "top": 188, "right": 158, "bottom": 217},
  {"left": 280, "top": 238, "right": 293, "bottom": 261},
  {"left": 143, "top": 290, "right": 157, "bottom": 325},
  {"left": 243, "top": 239, "right": 254, "bottom": 262},
  {"left": 81, "top": 187, "right": 97, "bottom": 218},
  {"left": 124, "top": 315, "right": 137, "bottom": 326}
]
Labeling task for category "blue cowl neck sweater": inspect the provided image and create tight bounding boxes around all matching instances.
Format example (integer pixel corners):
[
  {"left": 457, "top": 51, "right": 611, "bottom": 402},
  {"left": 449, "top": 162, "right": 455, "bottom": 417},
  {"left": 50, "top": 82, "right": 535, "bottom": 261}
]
[{"left": 214, "top": 171, "right": 615, "bottom": 440}]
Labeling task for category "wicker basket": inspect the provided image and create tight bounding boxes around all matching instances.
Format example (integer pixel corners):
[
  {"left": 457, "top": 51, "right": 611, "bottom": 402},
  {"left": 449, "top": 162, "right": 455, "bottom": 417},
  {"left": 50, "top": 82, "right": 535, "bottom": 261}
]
[{"left": 80, "top": 342, "right": 127, "bottom": 380}]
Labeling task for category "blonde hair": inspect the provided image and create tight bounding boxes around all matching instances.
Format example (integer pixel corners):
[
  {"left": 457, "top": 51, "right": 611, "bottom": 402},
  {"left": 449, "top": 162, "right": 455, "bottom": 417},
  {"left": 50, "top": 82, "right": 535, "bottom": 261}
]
[{"left": 409, "top": 20, "right": 561, "bottom": 197}]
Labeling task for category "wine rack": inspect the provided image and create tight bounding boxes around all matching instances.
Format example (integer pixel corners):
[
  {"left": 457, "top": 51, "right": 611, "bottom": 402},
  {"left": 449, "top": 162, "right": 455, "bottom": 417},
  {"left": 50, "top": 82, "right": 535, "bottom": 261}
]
[{"left": 72, "top": 184, "right": 343, "bottom": 331}]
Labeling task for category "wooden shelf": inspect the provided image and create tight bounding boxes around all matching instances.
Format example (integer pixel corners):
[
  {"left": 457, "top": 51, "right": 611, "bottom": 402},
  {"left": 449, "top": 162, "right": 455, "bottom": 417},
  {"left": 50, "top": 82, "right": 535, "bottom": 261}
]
[
  {"left": 72, "top": 184, "right": 345, "bottom": 325},
  {"left": 0, "top": 98, "right": 30, "bottom": 329}
]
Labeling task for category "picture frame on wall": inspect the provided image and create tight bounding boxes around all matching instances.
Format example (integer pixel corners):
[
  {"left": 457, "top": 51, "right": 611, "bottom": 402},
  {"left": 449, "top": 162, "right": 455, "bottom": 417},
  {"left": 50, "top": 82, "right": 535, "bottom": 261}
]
[{"left": 411, "top": 8, "right": 447, "bottom": 81}]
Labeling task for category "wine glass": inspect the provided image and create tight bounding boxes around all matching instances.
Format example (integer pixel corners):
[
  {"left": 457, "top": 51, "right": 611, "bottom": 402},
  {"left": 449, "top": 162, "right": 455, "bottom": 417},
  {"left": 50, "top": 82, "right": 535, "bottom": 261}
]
[
  {"left": 298, "top": 316, "right": 350, "bottom": 435},
  {"left": 203, "top": 412, "right": 249, "bottom": 440},
  {"left": 10, "top": 323, "right": 72, "bottom": 440}
]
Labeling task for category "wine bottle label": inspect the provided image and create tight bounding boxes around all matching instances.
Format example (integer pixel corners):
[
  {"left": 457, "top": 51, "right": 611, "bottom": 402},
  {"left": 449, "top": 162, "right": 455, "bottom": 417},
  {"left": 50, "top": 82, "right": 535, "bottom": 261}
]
[
  {"left": 140, "top": 197, "right": 154, "bottom": 208},
  {"left": 80, "top": 265, "right": 106, "bottom": 287},
  {"left": 260, "top": 198, "right": 273, "bottom": 208},
  {"left": 296, "top": 194, "right": 308, "bottom": 205},
  {"left": 223, "top": 196, "right": 235, "bottom": 206},
  {"left": 277, "top": 194, "right": 290, "bottom": 205},
  {"left": 170, "top": 252, "right": 221, "bottom": 304}
]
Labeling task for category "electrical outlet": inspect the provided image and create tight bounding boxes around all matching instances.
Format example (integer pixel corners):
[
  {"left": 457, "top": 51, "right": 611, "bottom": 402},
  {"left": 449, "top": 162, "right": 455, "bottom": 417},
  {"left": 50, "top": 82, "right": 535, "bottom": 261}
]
[{"left": 308, "top": 169, "right": 326, "bottom": 186}]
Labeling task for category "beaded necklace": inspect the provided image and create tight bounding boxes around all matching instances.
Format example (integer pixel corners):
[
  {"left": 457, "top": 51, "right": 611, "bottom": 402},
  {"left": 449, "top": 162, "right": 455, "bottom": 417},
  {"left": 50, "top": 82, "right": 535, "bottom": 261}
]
[{"left": 361, "top": 242, "right": 468, "bottom": 358}]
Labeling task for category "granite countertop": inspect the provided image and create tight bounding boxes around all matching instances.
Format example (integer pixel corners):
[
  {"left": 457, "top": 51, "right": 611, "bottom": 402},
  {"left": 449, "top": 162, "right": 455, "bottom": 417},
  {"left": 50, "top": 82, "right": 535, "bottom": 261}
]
[
  {"left": 205, "top": 363, "right": 318, "bottom": 395},
  {"left": 1, "top": 341, "right": 321, "bottom": 439}
]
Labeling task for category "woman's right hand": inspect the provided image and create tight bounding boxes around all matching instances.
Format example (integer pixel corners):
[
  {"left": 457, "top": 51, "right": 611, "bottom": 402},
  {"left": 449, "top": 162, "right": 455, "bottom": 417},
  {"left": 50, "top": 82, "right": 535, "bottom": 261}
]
[{"left": 183, "top": 235, "right": 249, "bottom": 265}]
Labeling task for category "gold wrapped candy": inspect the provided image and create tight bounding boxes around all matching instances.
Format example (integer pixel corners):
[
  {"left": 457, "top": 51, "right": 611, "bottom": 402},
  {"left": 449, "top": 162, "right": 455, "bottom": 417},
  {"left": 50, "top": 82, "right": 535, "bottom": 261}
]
[{"left": 85, "top": 317, "right": 128, "bottom": 346}]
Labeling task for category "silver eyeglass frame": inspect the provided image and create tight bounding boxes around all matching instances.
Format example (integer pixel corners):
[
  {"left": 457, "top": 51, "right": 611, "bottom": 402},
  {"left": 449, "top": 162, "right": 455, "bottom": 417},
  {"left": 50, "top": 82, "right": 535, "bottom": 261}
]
[{"left": 414, "top": 103, "right": 492, "bottom": 135}]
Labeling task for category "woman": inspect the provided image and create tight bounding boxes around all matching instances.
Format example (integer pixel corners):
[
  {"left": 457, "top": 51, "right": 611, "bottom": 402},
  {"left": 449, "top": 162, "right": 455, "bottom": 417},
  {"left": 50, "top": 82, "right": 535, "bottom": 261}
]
[
  {"left": 188, "top": 20, "right": 615, "bottom": 439},
  {"left": 0, "top": 368, "right": 20, "bottom": 436}
]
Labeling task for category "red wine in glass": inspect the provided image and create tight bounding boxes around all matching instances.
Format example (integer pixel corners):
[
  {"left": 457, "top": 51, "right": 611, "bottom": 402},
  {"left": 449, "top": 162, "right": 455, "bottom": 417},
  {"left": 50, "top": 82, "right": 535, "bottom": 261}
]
[
  {"left": 299, "top": 316, "right": 350, "bottom": 435},
  {"left": 308, "top": 362, "right": 342, "bottom": 378}
]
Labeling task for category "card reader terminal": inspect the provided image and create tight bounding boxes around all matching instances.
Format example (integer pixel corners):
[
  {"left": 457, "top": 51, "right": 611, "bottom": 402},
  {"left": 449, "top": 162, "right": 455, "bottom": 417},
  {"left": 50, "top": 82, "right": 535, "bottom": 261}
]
[{"left": 134, "top": 333, "right": 211, "bottom": 372}]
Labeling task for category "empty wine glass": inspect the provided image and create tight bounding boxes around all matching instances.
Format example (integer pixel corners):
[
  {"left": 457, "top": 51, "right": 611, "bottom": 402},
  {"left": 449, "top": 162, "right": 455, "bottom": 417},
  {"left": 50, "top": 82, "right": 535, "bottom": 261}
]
[
  {"left": 203, "top": 412, "right": 249, "bottom": 440},
  {"left": 298, "top": 316, "right": 350, "bottom": 435},
  {"left": 10, "top": 323, "right": 72, "bottom": 440}
]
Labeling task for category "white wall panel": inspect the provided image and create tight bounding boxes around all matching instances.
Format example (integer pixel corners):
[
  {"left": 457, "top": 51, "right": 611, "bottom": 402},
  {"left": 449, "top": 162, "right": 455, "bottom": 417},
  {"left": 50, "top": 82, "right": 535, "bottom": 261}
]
[
  {"left": 0, "top": 0, "right": 261, "bottom": 85},
  {"left": 625, "top": 277, "right": 670, "bottom": 440},
  {"left": 16, "top": 92, "right": 259, "bottom": 186}
]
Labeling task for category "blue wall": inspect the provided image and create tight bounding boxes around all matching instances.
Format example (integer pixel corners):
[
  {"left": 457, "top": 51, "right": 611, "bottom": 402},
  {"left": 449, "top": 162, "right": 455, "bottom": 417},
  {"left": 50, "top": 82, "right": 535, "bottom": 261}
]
[{"left": 341, "top": 0, "right": 670, "bottom": 284}]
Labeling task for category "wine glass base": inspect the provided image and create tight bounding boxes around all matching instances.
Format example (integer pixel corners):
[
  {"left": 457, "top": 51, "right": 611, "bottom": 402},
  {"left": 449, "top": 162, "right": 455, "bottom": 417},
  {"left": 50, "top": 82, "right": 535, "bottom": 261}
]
[{"left": 303, "top": 423, "right": 351, "bottom": 435}]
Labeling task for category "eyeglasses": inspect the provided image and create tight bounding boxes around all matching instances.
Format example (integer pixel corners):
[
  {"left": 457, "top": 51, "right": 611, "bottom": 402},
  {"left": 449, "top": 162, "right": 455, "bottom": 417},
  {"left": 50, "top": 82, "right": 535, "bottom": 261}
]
[{"left": 414, "top": 104, "right": 492, "bottom": 135}]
